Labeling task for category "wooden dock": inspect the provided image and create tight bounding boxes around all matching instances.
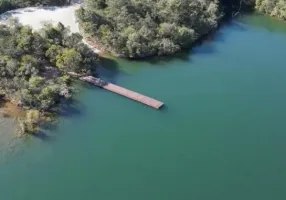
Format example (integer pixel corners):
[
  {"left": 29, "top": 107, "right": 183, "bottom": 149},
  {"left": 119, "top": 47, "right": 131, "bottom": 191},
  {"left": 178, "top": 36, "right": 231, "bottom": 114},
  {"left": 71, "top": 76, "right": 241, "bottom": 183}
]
[{"left": 80, "top": 76, "right": 164, "bottom": 109}]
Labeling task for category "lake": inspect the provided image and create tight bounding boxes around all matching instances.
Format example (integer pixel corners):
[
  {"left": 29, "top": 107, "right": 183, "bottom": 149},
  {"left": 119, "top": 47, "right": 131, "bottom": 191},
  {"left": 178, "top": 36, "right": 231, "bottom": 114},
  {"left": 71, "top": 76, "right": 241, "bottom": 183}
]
[{"left": 0, "top": 13, "right": 286, "bottom": 200}]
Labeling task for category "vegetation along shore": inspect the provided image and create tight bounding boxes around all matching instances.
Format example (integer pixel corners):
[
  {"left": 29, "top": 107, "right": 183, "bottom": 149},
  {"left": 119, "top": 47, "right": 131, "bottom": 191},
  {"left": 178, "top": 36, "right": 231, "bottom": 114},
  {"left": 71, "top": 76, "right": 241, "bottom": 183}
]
[
  {"left": 0, "top": 20, "right": 97, "bottom": 134},
  {"left": 76, "top": 0, "right": 286, "bottom": 58},
  {"left": 0, "top": 0, "right": 285, "bottom": 135}
]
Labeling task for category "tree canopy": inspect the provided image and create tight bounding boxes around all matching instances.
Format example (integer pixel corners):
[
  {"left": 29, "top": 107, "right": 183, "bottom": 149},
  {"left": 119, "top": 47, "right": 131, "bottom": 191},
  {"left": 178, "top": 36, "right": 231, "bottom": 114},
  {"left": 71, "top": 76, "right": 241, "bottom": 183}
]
[
  {"left": 255, "top": 0, "right": 286, "bottom": 20},
  {"left": 76, "top": 0, "right": 222, "bottom": 58},
  {"left": 0, "top": 20, "right": 97, "bottom": 120}
]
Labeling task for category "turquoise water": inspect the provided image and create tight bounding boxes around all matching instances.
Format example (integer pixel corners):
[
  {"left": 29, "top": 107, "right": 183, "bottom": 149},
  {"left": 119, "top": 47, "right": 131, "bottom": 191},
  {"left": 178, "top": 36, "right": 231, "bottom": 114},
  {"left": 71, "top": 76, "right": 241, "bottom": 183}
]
[{"left": 1, "top": 14, "right": 286, "bottom": 199}]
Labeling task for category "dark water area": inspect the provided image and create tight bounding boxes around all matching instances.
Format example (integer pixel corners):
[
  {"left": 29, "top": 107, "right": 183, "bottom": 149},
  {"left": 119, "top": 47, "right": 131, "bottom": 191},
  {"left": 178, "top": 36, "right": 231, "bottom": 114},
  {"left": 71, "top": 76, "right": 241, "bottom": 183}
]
[{"left": 1, "top": 14, "right": 286, "bottom": 200}]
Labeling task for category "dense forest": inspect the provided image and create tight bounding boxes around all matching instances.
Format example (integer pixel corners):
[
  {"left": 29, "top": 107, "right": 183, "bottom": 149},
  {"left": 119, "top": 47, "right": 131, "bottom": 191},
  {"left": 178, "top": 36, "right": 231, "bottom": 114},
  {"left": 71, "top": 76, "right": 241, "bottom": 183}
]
[
  {"left": 76, "top": 0, "right": 222, "bottom": 58},
  {"left": 0, "top": 0, "right": 67, "bottom": 14},
  {"left": 76, "top": 0, "right": 286, "bottom": 58},
  {"left": 0, "top": 20, "right": 97, "bottom": 133},
  {"left": 1, "top": 0, "right": 285, "bottom": 59}
]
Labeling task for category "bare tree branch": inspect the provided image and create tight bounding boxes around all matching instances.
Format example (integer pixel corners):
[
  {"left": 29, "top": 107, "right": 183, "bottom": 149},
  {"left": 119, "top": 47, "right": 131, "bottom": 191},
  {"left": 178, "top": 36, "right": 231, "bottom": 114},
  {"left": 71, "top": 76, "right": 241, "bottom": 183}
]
[{"left": 232, "top": 0, "right": 243, "bottom": 18}]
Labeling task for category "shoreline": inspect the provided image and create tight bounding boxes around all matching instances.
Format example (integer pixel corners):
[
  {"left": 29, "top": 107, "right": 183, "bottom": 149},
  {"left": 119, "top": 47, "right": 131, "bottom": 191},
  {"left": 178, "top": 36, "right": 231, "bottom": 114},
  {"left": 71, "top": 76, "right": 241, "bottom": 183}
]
[
  {"left": 0, "top": 1, "right": 99, "bottom": 135},
  {"left": 0, "top": 100, "right": 26, "bottom": 119}
]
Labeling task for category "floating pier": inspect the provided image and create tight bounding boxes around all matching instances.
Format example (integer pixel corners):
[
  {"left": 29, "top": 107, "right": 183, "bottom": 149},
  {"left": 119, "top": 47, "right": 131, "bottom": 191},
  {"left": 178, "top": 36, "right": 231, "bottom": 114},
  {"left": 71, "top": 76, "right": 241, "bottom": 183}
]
[{"left": 80, "top": 76, "right": 164, "bottom": 109}]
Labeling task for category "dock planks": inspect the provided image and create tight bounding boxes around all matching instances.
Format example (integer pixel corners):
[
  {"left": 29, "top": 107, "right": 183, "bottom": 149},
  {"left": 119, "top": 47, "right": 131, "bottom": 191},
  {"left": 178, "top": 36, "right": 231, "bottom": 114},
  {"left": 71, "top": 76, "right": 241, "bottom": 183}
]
[{"left": 80, "top": 76, "right": 164, "bottom": 109}]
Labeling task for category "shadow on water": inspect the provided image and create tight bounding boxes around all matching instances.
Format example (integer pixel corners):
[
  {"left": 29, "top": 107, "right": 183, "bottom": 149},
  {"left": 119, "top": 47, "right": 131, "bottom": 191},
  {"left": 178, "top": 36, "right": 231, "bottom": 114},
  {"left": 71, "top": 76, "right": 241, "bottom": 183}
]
[
  {"left": 96, "top": 56, "right": 126, "bottom": 84},
  {"left": 160, "top": 104, "right": 169, "bottom": 113},
  {"left": 143, "top": 51, "right": 191, "bottom": 65},
  {"left": 58, "top": 98, "right": 85, "bottom": 118},
  {"left": 31, "top": 98, "right": 86, "bottom": 141},
  {"left": 240, "top": 12, "right": 286, "bottom": 34},
  {"left": 32, "top": 130, "right": 53, "bottom": 141},
  {"left": 138, "top": 24, "right": 238, "bottom": 65},
  {"left": 92, "top": 18, "right": 250, "bottom": 73}
]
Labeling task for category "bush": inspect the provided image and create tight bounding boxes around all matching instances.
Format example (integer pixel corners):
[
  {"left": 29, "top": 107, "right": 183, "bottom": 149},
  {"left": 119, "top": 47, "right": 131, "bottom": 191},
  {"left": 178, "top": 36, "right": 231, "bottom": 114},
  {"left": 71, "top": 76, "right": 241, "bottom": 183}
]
[{"left": 19, "top": 109, "right": 41, "bottom": 134}]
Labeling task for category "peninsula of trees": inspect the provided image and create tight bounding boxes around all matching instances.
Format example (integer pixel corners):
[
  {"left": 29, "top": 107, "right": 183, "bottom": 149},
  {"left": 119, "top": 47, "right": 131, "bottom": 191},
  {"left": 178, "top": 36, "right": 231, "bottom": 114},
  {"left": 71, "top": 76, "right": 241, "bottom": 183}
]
[
  {"left": 76, "top": 0, "right": 221, "bottom": 58},
  {"left": 0, "top": 20, "right": 97, "bottom": 133},
  {"left": 76, "top": 0, "right": 286, "bottom": 58}
]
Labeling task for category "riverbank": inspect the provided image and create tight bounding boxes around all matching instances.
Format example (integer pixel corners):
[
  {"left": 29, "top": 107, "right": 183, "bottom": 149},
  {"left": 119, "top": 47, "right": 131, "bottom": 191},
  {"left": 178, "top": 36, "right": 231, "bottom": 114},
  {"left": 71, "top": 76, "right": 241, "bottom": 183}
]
[
  {"left": 0, "top": 0, "right": 284, "bottom": 137},
  {"left": 0, "top": 11, "right": 98, "bottom": 134},
  {"left": 0, "top": 101, "right": 26, "bottom": 119},
  {"left": 0, "top": 1, "right": 102, "bottom": 135},
  {"left": 75, "top": 0, "right": 221, "bottom": 58},
  {"left": 1, "top": 13, "right": 286, "bottom": 199}
]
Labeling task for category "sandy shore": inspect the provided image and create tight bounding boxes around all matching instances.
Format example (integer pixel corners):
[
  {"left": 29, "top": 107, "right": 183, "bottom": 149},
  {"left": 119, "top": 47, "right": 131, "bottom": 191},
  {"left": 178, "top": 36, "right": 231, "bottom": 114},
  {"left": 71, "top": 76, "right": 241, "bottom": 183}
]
[
  {"left": 0, "top": 0, "right": 100, "bottom": 53},
  {"left": 0, "top": 5, "right": 80, "bottom": 32}
]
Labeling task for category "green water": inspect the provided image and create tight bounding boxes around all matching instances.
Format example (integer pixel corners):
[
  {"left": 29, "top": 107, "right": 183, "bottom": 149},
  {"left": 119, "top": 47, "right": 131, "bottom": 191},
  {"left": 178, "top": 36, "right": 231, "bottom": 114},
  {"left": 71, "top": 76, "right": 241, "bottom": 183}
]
[{"left": 1, "top": 14, "right": 286, "bottom": 200}]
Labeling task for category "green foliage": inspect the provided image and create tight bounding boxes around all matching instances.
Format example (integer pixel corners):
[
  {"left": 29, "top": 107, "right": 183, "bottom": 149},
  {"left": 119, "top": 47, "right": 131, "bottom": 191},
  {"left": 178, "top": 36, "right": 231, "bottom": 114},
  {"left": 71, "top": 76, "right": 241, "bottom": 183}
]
[
  {"left": 0, "top": 21, "right": 98, "bottom": 127},
  {"left": 56, "top": 48, "right": 83, "bottom": 72},
  {"left": 76, "top": 0, "right": 285, "bottom": 59},
  {"left": 19, "top": 109, "right": 41, "bottom": 134},
  {"left": 255, "top": 0, "right": 286, "bottom": 20},
  {"left": 77, "top": 0, "right": 222, "bottom": 58},
  {"left": 60, "top": 75, "right": 71, "bottom": 84},
  {"left": 46, "top": 45, "right": 64, "bottom": 64}
]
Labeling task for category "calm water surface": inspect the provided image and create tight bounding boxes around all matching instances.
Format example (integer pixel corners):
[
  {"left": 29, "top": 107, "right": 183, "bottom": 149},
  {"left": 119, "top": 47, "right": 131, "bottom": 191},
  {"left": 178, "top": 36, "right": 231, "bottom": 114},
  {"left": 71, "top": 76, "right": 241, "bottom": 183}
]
[{"left": 1, "top": 14, "right": 286, "bottom": 200}]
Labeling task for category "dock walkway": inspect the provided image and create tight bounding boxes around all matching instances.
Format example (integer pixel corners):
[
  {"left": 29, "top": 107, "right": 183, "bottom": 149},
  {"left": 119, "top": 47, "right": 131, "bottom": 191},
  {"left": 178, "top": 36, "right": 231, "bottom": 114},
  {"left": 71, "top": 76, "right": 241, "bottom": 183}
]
[{"left": 80, "top": 76, "right": 164, "bottom": 109}]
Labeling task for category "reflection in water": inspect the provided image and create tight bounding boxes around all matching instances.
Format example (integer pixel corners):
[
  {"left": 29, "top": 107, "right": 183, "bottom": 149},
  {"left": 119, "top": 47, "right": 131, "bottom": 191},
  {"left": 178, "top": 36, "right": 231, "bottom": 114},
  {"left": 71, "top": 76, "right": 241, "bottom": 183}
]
[
  {"left": 240, "top": 13, "right": 286, "bottom": 34},
  {"left": 0, "top": 116, "right": 22, "bottom": 163}
]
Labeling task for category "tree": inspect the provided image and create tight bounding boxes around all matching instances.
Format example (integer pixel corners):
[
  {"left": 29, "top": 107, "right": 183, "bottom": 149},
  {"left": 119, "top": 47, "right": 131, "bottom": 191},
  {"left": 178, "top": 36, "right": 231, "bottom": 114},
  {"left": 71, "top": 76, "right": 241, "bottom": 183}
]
[
  {"left": 46, "top": 45, "right": 64, "bottom": 63},
  {"left": 56, "top": 48, "right": 83, "bottom": 72},
  {"left": 38, "top": 86, "right": 60, "bottom": 110},
  {"left": 63, "top": 33, "right": 83, "bottom": 48},
  {"left": 5, "top": 59, "right": 18, "bottom": 77},
  {"left": 19, "top": 109, "right": 41, "bottom": 134},
  {"left": 29, "top": 76, "right": 45, "bottom": 91},
  {"left": 19, "top": 55, "right": 42, "bottom": 77}
]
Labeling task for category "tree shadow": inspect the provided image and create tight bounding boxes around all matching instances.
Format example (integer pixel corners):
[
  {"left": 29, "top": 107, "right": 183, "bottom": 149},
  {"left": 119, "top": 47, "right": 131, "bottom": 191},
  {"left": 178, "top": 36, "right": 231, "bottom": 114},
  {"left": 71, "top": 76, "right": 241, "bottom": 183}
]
[
  {"left": 143, "top": 51, "right": 191, "bottom": 65},
  {"left": 32, "top": 130, "right": 54, "bottom": 142},
  {"left": 96, "top": 57, "right": 125, "bottom": 84},
  {"left": 159, "top": 104, "right": 169, "bottom": 114},
  {"left": 57, "top": 98, "right": 85, "bottom": 118},
  {"left": 30, "top": 98, "right": 85, "bottom": 141},
  {"left": 138, "top": 26, "right": 230, "bottom": 65},
  {"left": 192, "top": 41, "right": 217, "bottom": 55},
  {"left": 230, "top": 21, "right": 248, "bottom": 31},
  {"left": 188, "top": 20, "right": 248, "bottom": 56}
]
